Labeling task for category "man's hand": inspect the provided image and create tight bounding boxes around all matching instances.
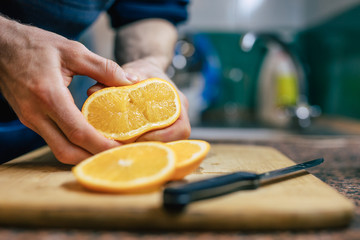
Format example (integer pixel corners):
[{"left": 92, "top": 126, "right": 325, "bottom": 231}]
[
  {"left": 0, "top": 16, "right": 134, "bottom": 164},
  {"left": 88, "top": 57, "right": 191, "bottom": 142}
]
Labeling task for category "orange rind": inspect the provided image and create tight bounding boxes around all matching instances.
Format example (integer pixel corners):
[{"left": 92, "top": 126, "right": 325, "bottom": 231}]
[{"left": 167, "top": 140, "right": 211, "bottom": 180}]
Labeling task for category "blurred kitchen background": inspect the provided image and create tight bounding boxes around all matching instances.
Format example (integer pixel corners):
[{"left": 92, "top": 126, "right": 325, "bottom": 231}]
[{"left": 72, "top": 0, "right": 360, "bottom": 138}]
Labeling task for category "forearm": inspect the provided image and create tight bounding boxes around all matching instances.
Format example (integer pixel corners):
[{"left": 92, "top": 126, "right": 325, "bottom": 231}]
[
  {"left": 114, "top": 18, "right": 178, "bottom": 70},
  {"left": 0, "top": 15, "right": 26, "bottom": 94},
  {"left": 0, "top": 15, "right": 18, "bottom": 66}
]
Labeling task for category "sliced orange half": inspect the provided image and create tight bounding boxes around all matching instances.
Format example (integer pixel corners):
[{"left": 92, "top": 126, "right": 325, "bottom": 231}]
[
  {"left": 167, "top": 140, "right": 211, "bottom": 180},
  {"left": 72, "top": 142, "right": 176, "bottom": 193},
  {"left": 81, "top": 78, "right": 181, "bottom": 141}
]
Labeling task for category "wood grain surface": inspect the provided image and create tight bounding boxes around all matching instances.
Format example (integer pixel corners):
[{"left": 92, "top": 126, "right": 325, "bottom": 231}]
[{"left": 0, "top": 144, "right": 354, "bottom": 230}]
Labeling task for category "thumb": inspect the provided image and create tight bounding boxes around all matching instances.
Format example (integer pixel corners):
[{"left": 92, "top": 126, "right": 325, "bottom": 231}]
[{"left": 66, "top": 44, "right": 138, "bottom": 86}]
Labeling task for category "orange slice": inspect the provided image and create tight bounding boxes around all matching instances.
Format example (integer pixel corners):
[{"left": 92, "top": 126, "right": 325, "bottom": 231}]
[
  {"left": 72, "top": 142, "right": 176, "bottom": 193},
  {"left": 167, "top": 140, "right": 211, "bottom": 180},
  {"left": 82, "top": 78, "right": 181, "bottom": 141}
]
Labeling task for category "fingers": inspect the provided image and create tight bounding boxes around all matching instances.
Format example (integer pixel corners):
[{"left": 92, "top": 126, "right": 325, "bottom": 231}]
[
  {"left": 136, "top": 119, "right": 191, "bottom": 142},
  {"left": 29, "top": 116, "right": 93, "bottom": 165},
  {"left": 21, "top": 84, "right": 121, "bottom": 164},
  {"left": 62, "top": 41, "right": 138, "bottom": 86},
  {"left": 27, "top": 85, "right": 122, "bottom": 164},
  {"left": 87, "top": 82, "right": 106, "bottom": 96},
  {"left": 136, "top": 111, "right": 191, "bottom": 142},
  {"left": 49, "top": 88, "right": 121, "bottom": 156}
]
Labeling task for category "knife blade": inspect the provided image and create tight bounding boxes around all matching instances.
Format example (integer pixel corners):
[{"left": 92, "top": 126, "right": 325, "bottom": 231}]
[{"left": 163, "top": 158, "right": 324, "bottom": 209}]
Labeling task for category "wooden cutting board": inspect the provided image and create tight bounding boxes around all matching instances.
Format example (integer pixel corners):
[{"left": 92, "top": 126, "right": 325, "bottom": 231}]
[{"left": 0, "top": 144, "right": 354, "bottom": 230}]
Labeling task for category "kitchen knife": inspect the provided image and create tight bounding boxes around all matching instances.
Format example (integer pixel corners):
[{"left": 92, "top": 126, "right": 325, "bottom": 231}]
[{"left": 163, "top": 158, "right": 324, "bottom": 209}]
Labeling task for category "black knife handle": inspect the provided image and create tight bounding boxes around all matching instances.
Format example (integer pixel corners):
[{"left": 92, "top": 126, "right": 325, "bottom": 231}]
[{"left": 163, "top": 171, "right": 260, "bottom": 209}]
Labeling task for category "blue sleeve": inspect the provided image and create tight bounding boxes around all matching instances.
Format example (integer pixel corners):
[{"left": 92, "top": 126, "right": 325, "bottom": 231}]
[{"left": 107, "top": 0, "right": 189, "bottom": 28}]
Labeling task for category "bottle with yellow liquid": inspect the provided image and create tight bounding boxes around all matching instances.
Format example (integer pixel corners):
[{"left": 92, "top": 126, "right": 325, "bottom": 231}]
[{"left": 256, "top": 46, "right": 299, "bottom": 128}]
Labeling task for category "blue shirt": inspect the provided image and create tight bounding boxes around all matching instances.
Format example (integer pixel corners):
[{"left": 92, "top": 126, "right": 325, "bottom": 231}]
[{"left": 0, "top": 0, "right": 189, "bottom": 39}]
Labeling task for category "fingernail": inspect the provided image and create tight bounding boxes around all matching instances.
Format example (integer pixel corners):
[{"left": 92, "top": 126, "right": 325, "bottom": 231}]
[{"left": 126, "top": 72, "right": 138, "bottom": 82}]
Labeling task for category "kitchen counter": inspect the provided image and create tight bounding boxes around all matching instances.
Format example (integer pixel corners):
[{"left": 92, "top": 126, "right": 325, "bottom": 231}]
[{"left": 0, "top": 135, "right": 359, "bottom": 240}]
